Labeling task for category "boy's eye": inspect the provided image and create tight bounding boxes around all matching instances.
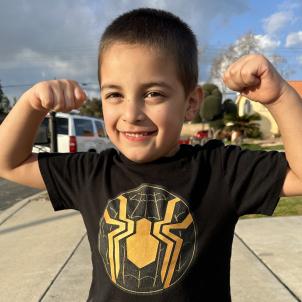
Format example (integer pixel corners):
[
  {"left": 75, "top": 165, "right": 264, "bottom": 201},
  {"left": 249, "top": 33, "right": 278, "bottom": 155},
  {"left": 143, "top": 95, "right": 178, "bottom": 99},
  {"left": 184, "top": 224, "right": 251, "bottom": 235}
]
[
  {"left": 105, "top": 93, "right": 123, "bottom": 101},
  {"left": 145, "top": 92, "right": 160, "bottom": 98},
  {"left": 144, "top": 91, "right": 165, "bottom": 101}
]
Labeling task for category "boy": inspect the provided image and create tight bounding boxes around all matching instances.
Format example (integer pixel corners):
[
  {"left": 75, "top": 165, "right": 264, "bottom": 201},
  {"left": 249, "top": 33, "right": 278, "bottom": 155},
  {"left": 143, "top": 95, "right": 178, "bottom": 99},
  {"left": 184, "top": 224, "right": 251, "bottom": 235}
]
[{"left": 0, "top": 8, "right": 301, "bottom": 302}]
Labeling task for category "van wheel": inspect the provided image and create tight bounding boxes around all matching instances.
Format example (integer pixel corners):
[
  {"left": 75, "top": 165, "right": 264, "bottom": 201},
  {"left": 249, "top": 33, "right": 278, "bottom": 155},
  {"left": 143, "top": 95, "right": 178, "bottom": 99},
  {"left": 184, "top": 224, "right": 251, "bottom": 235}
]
[{"left": 88, "top": 149, "right": 96, "bottom": 153}]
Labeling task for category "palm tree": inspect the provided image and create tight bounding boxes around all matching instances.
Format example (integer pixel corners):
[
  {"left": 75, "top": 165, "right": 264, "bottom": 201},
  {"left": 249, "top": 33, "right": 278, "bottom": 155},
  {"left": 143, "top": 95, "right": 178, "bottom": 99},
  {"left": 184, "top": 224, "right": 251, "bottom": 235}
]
[{"left": 224, "top": 112, "right": 262, "bottom": 139}]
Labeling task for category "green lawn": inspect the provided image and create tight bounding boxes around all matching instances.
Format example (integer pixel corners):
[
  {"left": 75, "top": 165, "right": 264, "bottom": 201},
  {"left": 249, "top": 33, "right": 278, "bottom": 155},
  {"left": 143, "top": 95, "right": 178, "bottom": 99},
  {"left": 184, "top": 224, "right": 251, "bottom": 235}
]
[
  {"left": 242, "top": 196, "right": 302, "bottom": 219},
  {"left": 241, "top": 143, "right": 284, "bottom": 151},
  {"left": 239, "top": 142, "right": 302, "bottom": 219}
]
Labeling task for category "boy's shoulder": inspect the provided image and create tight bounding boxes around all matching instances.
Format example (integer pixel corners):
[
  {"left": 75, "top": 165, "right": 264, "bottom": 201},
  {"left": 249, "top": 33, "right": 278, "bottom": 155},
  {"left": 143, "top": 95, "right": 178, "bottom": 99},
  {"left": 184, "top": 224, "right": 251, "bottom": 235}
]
[
  {"left": 200, "top": 139, "right": 225, "bottom": 150},
  {"left": 184, "top": 139, "right": 226, "bottom": 157}
]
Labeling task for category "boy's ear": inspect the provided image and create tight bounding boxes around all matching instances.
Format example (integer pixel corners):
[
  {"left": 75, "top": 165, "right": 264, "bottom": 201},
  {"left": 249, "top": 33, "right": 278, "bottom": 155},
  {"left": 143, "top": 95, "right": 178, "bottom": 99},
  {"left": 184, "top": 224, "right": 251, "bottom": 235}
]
[{"left": 184, "top": 85, "right": 203, "bottom": 122}]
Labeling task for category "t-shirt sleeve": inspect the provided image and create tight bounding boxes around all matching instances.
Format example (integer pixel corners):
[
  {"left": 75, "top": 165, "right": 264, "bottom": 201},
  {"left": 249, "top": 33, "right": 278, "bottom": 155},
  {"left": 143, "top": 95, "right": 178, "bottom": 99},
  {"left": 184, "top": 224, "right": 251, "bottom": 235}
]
[
  {"left": 221, "top": 145, "right": 288, "bottom": 217},
  {"left": 38, "top": 152, "right": 100, "bottom": 211}
]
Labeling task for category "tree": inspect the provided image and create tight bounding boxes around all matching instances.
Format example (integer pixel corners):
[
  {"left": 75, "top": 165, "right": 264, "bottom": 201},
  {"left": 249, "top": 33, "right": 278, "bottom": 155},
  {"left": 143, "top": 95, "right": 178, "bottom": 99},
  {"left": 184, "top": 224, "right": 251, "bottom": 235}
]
[
  {"left": 13, "top": 97, "right": 18, "bottom": 106},
  {"left": 224, "top": 112, "right": 262, "bottom": 139},
  {"left": 0, "top": 81, "right": 11, "bottom": 114},
  {"left": 209, "top": 32, "right": 291, "bottom": 91},
  {"left": 199, "top": 83, "right": 224, "bottom": 129},
  {"left": 222, "top": 99, "right": 238, "bottom": 120},
  {"left": 0, "top": 81, "right": 4, "bottom": 100},
  {"left": 79, "top": 97, "right": 103, "bottom": 118},
  {"left": 191, "top": 83, "right": 225, "bottom": 129}
]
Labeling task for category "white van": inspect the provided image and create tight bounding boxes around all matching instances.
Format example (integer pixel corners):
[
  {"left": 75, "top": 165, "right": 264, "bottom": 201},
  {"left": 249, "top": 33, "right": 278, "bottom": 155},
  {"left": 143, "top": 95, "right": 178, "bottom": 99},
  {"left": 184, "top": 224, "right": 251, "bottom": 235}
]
[{"left": 33, "top": 112, "right": 114, "bottom": 153}]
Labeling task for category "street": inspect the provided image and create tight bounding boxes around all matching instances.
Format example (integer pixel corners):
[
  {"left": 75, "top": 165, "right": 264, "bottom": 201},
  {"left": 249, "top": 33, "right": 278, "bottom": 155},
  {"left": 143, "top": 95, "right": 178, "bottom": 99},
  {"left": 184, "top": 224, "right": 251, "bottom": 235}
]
[{"left": 0, "top": 178, "right": 41, "bottom": 212}]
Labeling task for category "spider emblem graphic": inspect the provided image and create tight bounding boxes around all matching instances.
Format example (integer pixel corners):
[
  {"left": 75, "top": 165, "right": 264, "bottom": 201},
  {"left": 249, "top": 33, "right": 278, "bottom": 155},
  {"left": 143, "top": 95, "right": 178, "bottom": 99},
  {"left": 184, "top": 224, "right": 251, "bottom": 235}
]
[{"left": 98, "top": 184, "right": 196, "bottom": 294}]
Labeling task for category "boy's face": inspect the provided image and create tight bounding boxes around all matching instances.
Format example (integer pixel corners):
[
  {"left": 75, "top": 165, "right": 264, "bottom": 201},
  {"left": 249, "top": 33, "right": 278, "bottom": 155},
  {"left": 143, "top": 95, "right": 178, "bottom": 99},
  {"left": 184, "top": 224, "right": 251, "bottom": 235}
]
[{"left": 100, "top": 42, "right": 199, "bottom": 163}]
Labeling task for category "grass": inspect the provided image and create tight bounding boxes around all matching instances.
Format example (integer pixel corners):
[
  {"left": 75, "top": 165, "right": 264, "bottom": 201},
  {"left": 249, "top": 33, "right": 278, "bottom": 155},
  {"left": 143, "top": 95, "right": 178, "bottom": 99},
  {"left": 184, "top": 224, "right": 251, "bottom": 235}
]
[
  {"left": 239, "top": 142, "right": 302, "bottom": 219},
  {"left": 242, "top": 196, "right": 302, "bottom": 219},
  {"left": 240, "top": 143, "right": 284, "bottom": 151}
]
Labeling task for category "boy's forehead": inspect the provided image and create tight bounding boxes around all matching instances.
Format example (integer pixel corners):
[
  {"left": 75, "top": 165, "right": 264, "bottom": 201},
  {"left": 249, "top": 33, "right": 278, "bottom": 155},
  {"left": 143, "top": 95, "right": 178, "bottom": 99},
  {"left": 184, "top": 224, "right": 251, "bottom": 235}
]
[
  {"left": 102, "top": 41, "right": 167, "bottom": 57},
  {"left": 100, "top": 42, "right": 180, "bottom": 86},
  {"left": 102, "top": 42, "right": 172, "bottom": 67},
  {"left": 100, "top": 81, "right": 174, "bottom": 92}
]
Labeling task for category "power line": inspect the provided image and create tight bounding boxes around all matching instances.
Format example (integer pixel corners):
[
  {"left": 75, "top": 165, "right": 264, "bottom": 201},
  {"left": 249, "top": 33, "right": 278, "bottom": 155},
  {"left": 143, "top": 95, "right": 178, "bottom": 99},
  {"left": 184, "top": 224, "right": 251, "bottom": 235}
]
[{"left": 1, "top": 82, "right": 99, "bottom": 89}]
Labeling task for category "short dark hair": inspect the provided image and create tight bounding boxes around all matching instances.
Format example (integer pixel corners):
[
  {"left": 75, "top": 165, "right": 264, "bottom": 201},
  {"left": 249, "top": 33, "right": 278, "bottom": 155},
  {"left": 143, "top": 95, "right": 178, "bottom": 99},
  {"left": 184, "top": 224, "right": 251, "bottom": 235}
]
[{"left": 98, "top": 8, "right": 198, "bottom": 96}]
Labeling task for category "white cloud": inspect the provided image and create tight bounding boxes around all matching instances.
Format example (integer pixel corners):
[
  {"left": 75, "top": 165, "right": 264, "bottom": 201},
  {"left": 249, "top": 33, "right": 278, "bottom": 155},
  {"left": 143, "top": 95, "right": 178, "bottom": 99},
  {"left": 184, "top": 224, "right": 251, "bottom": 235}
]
[
  {"left": 262, "top": 11, "right": 294, "bottom": 34},
  {"left": 0, "top": 0, "right": 249, "bottom": 99},
  {"left": 254, "top": 34, "right": 281, "bottom": 50},
  {"left": 286, "top": 31, "right": 302, "bottom": 47}
]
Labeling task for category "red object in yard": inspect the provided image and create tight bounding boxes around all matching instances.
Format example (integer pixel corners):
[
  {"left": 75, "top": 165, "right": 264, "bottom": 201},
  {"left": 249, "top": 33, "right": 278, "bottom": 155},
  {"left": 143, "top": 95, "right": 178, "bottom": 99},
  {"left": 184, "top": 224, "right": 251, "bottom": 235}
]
[
  {"left": 178, "top": 137, "right": 190, "bottom": 145},
  {"left": 194, "top": 130, "right": 208, "bottom": 139},
  {"left": 69, "top": 136, "right": 77, "bottom": 153}
]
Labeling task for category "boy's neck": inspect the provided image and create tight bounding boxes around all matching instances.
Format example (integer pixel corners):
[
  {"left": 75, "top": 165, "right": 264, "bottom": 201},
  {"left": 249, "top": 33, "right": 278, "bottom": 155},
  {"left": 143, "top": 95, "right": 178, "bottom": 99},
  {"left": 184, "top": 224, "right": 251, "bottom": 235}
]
[{"left": 119, "top": 144, "right": 181, "bottom": 164}]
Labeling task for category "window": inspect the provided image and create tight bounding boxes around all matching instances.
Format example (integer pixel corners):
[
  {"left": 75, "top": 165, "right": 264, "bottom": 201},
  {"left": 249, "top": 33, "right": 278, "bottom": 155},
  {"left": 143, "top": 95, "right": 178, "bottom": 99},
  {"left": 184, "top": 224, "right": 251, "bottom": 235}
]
[
  {"left": 95, "top": 120, "right": 106, "bottom": 137},
  {"left": 56, "top": 117, "right": 68, "bottom": 135},
  {"left": 74, "top": 118, "right": 94, "bottom": 136},
  {"left": 35, "top": 117, "right": 50, "bottom": 144},
  {"left": 243, "top": 99, "right": 252, "bottom": 115}
]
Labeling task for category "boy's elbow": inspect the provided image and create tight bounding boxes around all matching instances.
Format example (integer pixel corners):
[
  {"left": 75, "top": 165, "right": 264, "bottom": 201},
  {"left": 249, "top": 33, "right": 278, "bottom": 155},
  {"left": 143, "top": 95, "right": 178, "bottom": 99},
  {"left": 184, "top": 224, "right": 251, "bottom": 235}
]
[
  {"left": 0, "top": 161, "right": 13, "bottom": 178},
  {"left": 0, "top": 162, "right": 45, "bottom": 190}
]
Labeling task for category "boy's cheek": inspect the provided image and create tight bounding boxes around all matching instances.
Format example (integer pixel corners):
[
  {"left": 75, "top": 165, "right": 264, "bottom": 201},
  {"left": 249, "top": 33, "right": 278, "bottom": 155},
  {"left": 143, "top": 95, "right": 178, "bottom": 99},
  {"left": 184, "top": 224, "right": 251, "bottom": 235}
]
[{"left": 102, "top": 108, "right": 116, "bottom": 125}]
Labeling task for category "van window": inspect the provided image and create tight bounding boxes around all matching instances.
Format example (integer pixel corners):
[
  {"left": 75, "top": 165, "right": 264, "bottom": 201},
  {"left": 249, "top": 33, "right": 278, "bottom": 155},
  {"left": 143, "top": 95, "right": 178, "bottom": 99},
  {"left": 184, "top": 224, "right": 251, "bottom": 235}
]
[
  {"left": 35, "top": 118, "right": 50, "bottom": 144},
  {"left": 56, "top": 117, "right": 68, "bottom": 135},
  {"left": 74, "top": 118, "right": 94, "bottom": 136},
  {"left": 94, "top": 120, "right": 106, "bottom": 137},
  {"left": 36, "top": 116, "right": 68, "bottom": 136}
]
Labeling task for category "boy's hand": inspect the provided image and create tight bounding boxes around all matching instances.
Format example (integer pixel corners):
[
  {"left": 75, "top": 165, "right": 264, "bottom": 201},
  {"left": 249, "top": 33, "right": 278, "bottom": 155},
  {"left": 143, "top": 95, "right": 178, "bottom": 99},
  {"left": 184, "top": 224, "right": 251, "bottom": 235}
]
[
  {"left": 223, "top": 54, "right": 291, "bottom": 105},
  {"left": 24, "top": 79, "right": 87, "bottom": 112}
]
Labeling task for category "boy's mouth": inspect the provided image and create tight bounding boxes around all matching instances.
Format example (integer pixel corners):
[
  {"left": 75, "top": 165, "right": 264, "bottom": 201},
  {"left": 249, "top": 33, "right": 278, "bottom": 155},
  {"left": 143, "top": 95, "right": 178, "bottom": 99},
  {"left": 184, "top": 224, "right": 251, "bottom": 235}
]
[
  {"left": 120, "top": 130, "right": 158, "bottom": 141},
  {"left": 124, "top": 131, "right": 157, "bottom": 137}
]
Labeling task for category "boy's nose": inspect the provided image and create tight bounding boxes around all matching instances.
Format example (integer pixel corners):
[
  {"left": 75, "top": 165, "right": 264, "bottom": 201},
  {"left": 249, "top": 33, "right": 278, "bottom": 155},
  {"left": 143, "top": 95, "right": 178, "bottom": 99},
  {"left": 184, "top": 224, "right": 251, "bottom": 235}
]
[{"left": 122, "top": 99, "right": 145, "bottom": 123}]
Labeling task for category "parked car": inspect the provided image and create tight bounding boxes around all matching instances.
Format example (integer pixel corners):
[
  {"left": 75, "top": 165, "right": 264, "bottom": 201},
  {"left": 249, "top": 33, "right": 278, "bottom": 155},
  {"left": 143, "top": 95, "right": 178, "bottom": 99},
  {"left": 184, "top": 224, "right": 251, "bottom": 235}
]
[
  {"left": 178, "top": 136, "right": 191, "bottom": 145},
  {"left": 33, "top": 112, "right": 114, "bottom": 153},
  {"left": 190, "top": 130, "right": 210, "bottom": 145}
]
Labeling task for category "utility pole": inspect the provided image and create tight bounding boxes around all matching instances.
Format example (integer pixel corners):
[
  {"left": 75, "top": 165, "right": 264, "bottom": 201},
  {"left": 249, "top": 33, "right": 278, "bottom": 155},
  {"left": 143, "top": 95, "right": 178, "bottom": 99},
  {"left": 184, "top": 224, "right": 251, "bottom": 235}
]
[
  {"left": 49, "top": 111, "right": 57, "bottom": 152},
  {"left": 49, "top": 77, "right": 58, "bottom": 153}
]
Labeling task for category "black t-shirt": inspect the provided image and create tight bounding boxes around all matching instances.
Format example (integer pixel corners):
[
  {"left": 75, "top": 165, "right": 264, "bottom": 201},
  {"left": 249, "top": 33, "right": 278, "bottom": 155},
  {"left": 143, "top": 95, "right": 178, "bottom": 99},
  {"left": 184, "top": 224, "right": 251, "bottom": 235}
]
[{"left": 38, "top": 140, "right": 288, "bottom": 302}]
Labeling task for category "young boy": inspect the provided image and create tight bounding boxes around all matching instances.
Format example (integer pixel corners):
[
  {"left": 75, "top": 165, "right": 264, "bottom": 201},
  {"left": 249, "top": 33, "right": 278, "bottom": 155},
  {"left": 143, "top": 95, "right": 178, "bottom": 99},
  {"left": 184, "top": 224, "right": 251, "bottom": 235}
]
[{"left": 0, "top": 8, "right": 301, "bottom": 302}]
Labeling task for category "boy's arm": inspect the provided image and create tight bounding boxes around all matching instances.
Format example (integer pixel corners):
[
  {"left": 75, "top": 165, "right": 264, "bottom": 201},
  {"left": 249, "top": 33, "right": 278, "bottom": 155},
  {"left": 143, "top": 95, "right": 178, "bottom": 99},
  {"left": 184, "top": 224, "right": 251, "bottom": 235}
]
[
  {"left": 0, "top": 80, "right": 86, "bottom": 190},
  {"left": 224, "top": 54, "right": 302, "bottom": 197},
  {"left": 265, "top": 86, "right": 302, "bottom": 197},
  {"left": 0, "top": 97, "right": 47, "bottom": 189}
]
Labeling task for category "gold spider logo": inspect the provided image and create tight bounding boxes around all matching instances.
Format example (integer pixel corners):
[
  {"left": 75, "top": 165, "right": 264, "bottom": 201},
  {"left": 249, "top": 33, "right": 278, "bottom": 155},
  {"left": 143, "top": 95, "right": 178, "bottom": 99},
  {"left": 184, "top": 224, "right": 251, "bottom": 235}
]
[{"left": 98, "top": 184, "right": 196, "bottom": 294}]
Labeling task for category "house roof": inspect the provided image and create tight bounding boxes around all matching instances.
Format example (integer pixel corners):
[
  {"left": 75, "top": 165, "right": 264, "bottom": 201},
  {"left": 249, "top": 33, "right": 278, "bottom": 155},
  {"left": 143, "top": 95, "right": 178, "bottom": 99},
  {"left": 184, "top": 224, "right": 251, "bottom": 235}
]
[{"left": 288, "top": 81, "right": 302, "bottom": 97}]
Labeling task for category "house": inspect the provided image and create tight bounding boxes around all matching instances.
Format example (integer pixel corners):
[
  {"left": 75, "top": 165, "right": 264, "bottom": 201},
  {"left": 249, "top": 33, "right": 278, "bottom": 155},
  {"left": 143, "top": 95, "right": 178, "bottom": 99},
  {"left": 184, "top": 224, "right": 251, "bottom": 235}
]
[{"left": 236, "top": 81, "right": 302, "bottom": 138}]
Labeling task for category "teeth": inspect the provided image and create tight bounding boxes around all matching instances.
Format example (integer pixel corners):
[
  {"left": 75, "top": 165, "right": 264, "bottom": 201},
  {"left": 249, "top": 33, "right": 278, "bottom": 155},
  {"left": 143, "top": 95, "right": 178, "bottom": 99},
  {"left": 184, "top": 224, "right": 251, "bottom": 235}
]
[{"left": 125, "top": 132, "right": 150, "bottom": 137}]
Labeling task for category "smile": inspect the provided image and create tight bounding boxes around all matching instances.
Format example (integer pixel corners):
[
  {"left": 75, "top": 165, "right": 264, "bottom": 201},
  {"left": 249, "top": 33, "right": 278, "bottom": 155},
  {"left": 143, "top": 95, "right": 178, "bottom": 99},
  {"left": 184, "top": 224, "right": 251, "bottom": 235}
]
[
  {"left": 121, "top": 130, "right": 157, "bottom": 141},
  {"left": 125, "top": 132, "right": 155, "bottom": 137}
]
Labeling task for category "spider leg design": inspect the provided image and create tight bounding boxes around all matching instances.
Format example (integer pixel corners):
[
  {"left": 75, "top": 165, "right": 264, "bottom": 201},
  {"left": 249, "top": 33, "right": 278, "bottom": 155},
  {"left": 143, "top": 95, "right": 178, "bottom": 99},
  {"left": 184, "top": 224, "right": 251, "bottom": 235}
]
[
  {"left": 153, "top": 197, "right": 193, "bottom": 288},
  {"left": 162, "top": 213, "right": 193, "bottom": 287},
  {"left": 104, "top": 195, "right": 135, "bottom": 283}
]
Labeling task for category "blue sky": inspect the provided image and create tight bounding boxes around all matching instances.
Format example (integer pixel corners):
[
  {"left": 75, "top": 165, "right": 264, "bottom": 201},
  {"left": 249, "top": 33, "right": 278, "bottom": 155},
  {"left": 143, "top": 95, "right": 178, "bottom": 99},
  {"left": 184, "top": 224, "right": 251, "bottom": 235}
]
[{"left": 1, "top": 0, "right": 302, "bottom": 101}]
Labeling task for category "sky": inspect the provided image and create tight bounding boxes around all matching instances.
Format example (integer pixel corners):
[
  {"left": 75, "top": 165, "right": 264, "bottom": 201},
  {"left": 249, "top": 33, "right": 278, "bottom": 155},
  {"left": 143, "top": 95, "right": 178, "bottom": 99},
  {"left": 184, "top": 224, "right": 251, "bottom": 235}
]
[{"left": 1, "top": 0, "right": 302, "bottom": 102}]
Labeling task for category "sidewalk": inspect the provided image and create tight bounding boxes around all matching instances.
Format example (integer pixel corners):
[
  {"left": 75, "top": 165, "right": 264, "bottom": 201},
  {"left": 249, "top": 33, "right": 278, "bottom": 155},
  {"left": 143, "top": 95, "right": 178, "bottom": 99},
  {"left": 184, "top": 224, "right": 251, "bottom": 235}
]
[{"left": 0, "top": 192, "right": 301, "bottom": 302}]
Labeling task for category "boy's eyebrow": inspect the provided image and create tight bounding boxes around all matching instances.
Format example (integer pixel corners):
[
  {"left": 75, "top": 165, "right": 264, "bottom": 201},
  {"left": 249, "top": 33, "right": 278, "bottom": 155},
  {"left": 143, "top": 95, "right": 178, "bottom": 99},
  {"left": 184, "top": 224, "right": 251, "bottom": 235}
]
[
  {"left": 101, "top": 84, "right": 122, "bottom": 92},
  {"left": 101, "top": 81, "right": 173, "bottom": 91},
  {"left": 141, "top": 81, "right": 173, "bottom": 91}
]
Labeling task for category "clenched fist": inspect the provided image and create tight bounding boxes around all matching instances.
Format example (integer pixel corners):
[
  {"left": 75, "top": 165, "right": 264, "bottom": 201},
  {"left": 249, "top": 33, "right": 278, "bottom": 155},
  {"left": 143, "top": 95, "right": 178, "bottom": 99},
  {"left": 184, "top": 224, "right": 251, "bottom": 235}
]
[
  {"left": 24, "top": 79, "right": 87, "bottom": 112},
  {"left": 223, "top": 54, "right": 291, "bottom": 105}
]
